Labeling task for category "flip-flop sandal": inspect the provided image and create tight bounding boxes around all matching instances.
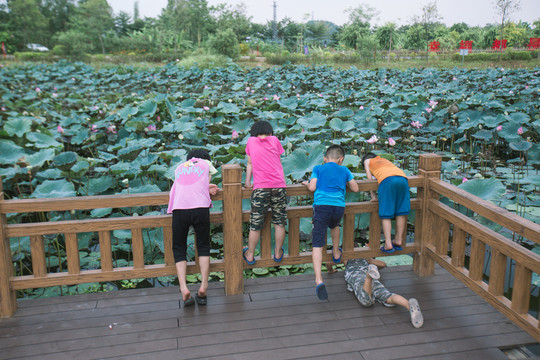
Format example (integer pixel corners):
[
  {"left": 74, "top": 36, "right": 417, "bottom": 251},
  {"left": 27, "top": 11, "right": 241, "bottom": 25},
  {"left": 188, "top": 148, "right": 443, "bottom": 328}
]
[
  {"left": 180, "top": 296, "right": 195, "bottom": 308},
  {"left": 243, "top": 247, "right": 256, "bottom": 265},
  {"left": 316, "top": 283, "right": 328, "bottom": 301},
  {"left": 367, "top": 264, "right": 380, "bottom": 280},
  {"left": 332, "top": 247, "right": 343, "bottom": 263},
  {"left": 195, "top": 293, "right": 207, "bottom": 306},
  {"left": 392, "top": 241, "right": 403, "bottom": 251},
  {"left": 409, "top": 298, "right": 424, "bottom": 328},
  {"left": 273, "top": 247, "right": 284, "bottom": 262},
  {"left": 380, "top": 245, "right": 395, "bottom": 253}
]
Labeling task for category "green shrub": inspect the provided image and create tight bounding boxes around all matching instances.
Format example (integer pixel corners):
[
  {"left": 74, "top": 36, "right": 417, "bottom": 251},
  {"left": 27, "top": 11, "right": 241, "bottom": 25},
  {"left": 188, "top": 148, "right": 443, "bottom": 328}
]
[
  {"left": 206, "top": 29, "right": 240, "bottom": 60},
  {"left": 51, "top": 45, "right": 66, "bottom": 56},
  {"left": 55, "top": 30, "right": 93, "bottom": 59},
  {"left": 14, "top": 52, "right": 52, "bottom": 62},
  {"left": 239, "top": 43, "right": 249, "bottom": 56},
  {"left": 177, "top": 54, "right": 232, "bottom": 69}
]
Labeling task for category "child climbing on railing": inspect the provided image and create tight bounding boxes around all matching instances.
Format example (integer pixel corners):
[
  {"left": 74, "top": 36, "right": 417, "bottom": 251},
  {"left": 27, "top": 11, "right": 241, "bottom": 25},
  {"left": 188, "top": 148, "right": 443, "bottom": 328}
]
[{"left": 167, "top": 149, "right": 219, "bottom": 307}]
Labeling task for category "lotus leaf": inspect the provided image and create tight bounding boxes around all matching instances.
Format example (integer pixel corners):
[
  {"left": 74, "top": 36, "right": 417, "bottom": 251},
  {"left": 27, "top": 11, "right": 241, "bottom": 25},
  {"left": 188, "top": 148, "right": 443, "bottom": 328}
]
[
  {"left": 52, "top": 152, "right": 77, "bottom": 168},
  {"left": 26, "top": 149, "right": 55, "bottom": 168},
  {"left": 509, "top": 141, "right": 532, "bottom": 152},
  {"left": 26, "top": 132, "right": 62, "bottom": 149},
  {"left": 282, "top": 146, "right": 326, "bottom": 180},
  {"left": 32, "top": 179, "right": 76, "bottom": 198},
  {"left": 297, "top": 112, "right": 327, "bottom": 129},
  {"left": 329, "top": 118, "right": 354, "bottom": 133},
  {"left": 90, "top": 208, "right": 113, "bottom": 218},
  {"left": 458, "top": 178, "right": 506, "bottom": 202},
  {"left": 5, "top": 117, "right": 32, "bottom": 137}
]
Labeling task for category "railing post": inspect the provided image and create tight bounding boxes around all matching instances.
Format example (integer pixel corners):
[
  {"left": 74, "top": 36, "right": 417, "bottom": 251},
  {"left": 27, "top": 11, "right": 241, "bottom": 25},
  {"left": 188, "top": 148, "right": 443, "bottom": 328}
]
[
  {"left": 413, "top": 153, "right": 442, "bottom": 276},
  {"left": 0, "top": 177, "right": 17, "bottom": 317},
  {"left": 222, "top": 164, "right": 244, "bottom": 295}
]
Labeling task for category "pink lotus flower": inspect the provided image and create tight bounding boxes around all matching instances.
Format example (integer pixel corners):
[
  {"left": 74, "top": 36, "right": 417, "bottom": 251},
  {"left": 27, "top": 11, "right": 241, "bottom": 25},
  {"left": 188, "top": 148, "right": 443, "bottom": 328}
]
[
  {"left": 232, "top": 130, "right": 239, "bottom": 139},
  {"left": 245, "top": 87, "right": 250, "bottom": 91},
  {"left": 428, "top": 100, "right": 438, "bottom": 108},
  {"left": 146, "top": 124, "right": 156, "bottom": 132},
  {"left": 107, "top": 125, "right": 117, "bottom": 134},
  {"left": 157, "top": 115, "right": 161, "bottom": 122},
  {"left": 1, "top": 107, "right": 6, "bottom": 111},
  {"left": 318, "top": 94, "right": 323, "bottom": 97},
  {"left": 426, "top": 107, "right": 432, "bottom": 113},
  {"left": 379, "top": 99, "right": 383, "bottom": 103},
  {"left": 496, "top": 125, "right": 502, "bottom": 131},
  {"left": 359, "top": 106, "right": 364, "bottom": 110},
  {"left": 204, "top": 85, "right": 208, "bottom": 89},
  {"left": 264, "top": 97, "right": 268, "bottom": 100},
  {"left": 52, "top": 93, "right": 58, "bottom": 98},
  {"left": 525, "top": 85, "right": 529, "bottom": 89},
  {"left": 57, "top": 125, "right": 64, "bottom": 134},
  {"left": 296, "top": 93, "right": 300, "bottom": 97},
  {"left": 251, "top": 90, "right": 254, "bottom": 93},
  {"left": 462, "top": 177, "right": 468, "bottom": 183},
  {"left": 203, "top": 106, "right": 210, "bottom": 111},
  {"left": 273, "top": 95, "right": 280, "bottom": 101},
  {"left": 35, "top": 87, "right": 41, "bottom": 92},
  {"left": 517, "top": 127, "right": 523, "bottom": 135},
  {"left": 388, "top": 137, "right": 396, "bottom": 146},
  {"left": 453, "top": 77, "right": 457, "bottom": 80},
  {"left": 292, "top": 86, "right": 295, "bottom": 89},
  {"left": 367, "top": 135, "right": 378, "bottom": 144},
  {"left": 267, "top": 83, "right": 272, "bottom": 88},
  {"left": 509, "top": 90, "right": 513, "bottom": 94},
  {"left": 91, "top": 124, "right": 98, "bottom": 133},
  {"left": 54, "top": 87, "right": 57, "bottom": 90},
  {"left": 411, "top": 121, "right": 423, "bottom": 129},
  {"left": 498, "top": 78, "right": 502, "bottom": 81}
]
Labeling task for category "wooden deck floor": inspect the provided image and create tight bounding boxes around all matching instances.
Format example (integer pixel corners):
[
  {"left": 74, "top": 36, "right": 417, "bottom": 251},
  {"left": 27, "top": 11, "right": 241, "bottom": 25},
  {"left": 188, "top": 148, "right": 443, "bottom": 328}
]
[{"left": 0, "top": 265, "right": 536, "bottom": 360}]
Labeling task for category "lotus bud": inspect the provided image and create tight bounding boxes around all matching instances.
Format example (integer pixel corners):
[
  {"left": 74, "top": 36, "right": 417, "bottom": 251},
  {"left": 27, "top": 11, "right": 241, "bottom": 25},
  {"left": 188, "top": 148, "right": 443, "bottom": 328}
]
[
  {"left": 431, "top": 141, "right": 436, "bottom": 146},
  {"left": 178, "top": 134, "right": 184, "bottom": 140}
]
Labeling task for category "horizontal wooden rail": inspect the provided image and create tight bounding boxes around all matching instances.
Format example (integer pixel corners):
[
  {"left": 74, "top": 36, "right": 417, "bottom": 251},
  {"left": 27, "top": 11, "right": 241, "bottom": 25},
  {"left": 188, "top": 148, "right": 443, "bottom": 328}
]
[{"left": 429, "top": 178, "right": 540, "bottom": 244}]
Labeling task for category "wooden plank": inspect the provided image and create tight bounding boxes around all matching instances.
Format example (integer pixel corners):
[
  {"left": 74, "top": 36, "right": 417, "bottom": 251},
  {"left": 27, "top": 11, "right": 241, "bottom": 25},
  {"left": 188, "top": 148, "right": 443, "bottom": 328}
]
[
  {"left": 368, "top": 212, "right": 380, "bottom": 250},
  {"left": 511, "top": 263, "right": 531, "bottom": 314},
  {"left": 131, "top": 228, "right": 144, "bottom": 269},
  {"left": 98, "top": 231, "right": 113, "bottom": 272},
  {"left": 469, "top": 236, "right": 485, "bottom": 282},
  {"left": 0, "top": 179, "right": 16, "bottom": 317},
  {"left": 429, "top": 199, "right": 540, "bottom": 274},
  {"left": 10, "top": 262, "right": 225, "bottom": 290},
  {"left": 426, "top": 245, "right": 540, "bottom": 342},
  {"left": 30, "top": 235, "right": 47, "bottom": 278},
  {"left": 434, "top": 217, "right": 450, "bottom": 256},
  {"left": 342, "top": 213, "right": 355, "bottom": 252},
  {"left": 5, "top": 212, "right": 224, "bottom": 237},
  {"left": 260, "top": 214, "right": 272, "bottom": 260},
  {"left": 429, "top": 178, "right": 540, "bottom": 244},
  {"left": 64, "top": 233, "right": 80, "bottom": 275},
  {"left": 287, "top": 217, "right": 300, "bottom": 257},
  {"left": 162, "top": 226, "right": 175, "bottom": 267},
  {"left": 222, "top": 164, "right": 244, "bottom": 296},
  {"left": 451, "top": 227, "right": 467, "bottom": 268},
  {"left": 488, "top": 249, "right": 506, "bottom": 297}
]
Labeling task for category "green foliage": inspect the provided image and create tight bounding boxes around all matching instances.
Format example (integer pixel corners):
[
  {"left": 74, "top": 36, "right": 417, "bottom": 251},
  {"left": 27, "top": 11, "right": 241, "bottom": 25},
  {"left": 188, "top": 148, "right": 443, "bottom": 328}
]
[
  {"left": 206, "top": 28, "right": 240, "bottom": 60},
  {"left": 177, "top": 53, "right": 232, "bottom": 69},
  {"left": 55, "top": 30, "right": 93, "bottom": 58},
  {"left": 13, "top": 52, "right": 53, "bottom": 62}
]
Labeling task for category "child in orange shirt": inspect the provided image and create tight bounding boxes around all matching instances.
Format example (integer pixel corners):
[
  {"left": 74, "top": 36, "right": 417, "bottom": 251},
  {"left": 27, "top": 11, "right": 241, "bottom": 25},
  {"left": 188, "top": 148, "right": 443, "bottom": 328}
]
[{"left": 361, "top": 153, "right": 410, "bottom": 253}]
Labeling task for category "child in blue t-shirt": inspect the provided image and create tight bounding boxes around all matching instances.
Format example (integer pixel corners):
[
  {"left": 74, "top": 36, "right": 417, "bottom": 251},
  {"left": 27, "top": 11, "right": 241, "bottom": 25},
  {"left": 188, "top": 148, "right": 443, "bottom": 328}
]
[{"left": 302, "top": 145, "right": 359, "bottom": 300}]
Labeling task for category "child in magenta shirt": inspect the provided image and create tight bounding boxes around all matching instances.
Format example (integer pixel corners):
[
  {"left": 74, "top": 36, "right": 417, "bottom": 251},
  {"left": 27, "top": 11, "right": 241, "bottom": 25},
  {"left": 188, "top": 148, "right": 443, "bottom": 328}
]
[
  {"left": 167, "top": 149, "right": 219, "bottom": 307},
  {"left": 243, "top": 121, "right": 287, "bottom": 265}
]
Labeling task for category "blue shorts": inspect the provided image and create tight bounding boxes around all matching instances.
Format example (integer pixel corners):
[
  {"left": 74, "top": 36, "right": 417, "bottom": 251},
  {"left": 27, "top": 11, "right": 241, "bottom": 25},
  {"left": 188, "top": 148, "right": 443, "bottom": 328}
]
[
  {"left": 312, "top": 205, "right": 345, "bottom": 248},
  {"left": 378, "top": 176, "right": 410, "bottom": 219}
]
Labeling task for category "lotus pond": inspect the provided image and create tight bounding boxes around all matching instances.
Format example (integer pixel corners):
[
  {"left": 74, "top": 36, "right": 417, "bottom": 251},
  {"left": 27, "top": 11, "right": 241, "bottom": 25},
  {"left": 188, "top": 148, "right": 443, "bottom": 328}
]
[{"left": 0, "top": 61, "right": 539, "bottom": 298}]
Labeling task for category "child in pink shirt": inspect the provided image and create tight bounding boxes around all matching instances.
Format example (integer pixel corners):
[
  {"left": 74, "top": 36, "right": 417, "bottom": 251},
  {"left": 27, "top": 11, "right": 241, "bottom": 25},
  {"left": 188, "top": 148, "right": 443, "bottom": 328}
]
[
  {"left": 167, "top": 149, "right": 219, "bottom": 307},
  {"left": 243, "top": 121, "right": 287, "bottom": 265}
]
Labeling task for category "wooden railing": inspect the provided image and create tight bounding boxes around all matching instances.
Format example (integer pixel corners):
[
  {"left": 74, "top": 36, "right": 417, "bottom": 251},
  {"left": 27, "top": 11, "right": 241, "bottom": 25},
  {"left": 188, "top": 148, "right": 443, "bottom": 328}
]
[{"left": 1, "top": 153, "right": 539, "bottom": 341}]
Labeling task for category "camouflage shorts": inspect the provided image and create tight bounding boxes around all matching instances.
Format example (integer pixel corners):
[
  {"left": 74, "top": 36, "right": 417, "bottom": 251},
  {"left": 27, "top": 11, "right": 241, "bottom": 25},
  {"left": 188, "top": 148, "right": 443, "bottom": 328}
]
[{"left": 249, "top": 188, "right": 288, "bottom": 231}]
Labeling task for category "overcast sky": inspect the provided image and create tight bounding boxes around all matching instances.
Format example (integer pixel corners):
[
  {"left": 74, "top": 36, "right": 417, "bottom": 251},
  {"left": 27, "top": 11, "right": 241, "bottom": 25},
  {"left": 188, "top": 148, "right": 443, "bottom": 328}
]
[{"left": 108, "top": 0, "right": 539, "bottom": 27}]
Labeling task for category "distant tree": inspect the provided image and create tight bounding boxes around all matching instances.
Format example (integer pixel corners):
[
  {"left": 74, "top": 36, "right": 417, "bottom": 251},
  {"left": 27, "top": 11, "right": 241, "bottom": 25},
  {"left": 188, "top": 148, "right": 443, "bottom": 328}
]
[
  {"left": 449, "top": 22, "right": 469, "bottom": 34},
  {"left": 493, "top": 0, "right": 521, "bottom": 51},
  {"left": 413, "top": 1, "right": 442, "bottom": 59},
  {"left": 533, "top": 19, "right": 540, "bottom": 37},
  {"left": 338, "top": 4, "right": 377, "bottom": 49},
  {"left": 211, "top": 3, "right": 252, "bottom": 41},
  {"left": 161, "top": 0, "right": 214, "bottom": 46},
  {"left": 41, "top": 0, "right": 76, "bottom": 46},
  {"left": 115, "top": 11, "right": 132, "bottom": 36},
  {"left": 402, "top": 24, "right": 424, "bottom": 50},
  {"left": 7, "top": 0, "right": 48, "bottom": 49},
  {"left": 207, "top": 28, "right": 239, "bottom": 59},
  {"left": 375, "top": 22, "right": 398, "bottom": 51},
  {"left": 305, "top": 21, "right": 332, "bottom": 45}
]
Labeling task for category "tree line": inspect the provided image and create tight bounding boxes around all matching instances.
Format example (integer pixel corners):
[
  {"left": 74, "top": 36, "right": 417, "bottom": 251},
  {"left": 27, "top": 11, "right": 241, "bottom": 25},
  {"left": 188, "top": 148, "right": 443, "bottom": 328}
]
[{"left": 1, "top": 0, "right": 539, "bottom": 59}]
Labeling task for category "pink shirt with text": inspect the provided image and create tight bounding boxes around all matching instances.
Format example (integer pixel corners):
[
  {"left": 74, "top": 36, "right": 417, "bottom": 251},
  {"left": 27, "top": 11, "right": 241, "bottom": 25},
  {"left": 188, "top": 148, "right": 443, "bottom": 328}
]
[
  {"left": 167, "top": 158, "right": 214, "bottom": 212},
  {"left": 246, "top": 135, "right": 286, "bottom": 189}
]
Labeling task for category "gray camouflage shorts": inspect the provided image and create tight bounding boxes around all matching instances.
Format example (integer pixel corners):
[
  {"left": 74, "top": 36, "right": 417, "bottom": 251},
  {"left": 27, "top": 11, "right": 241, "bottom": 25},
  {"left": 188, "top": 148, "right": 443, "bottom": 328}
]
[
  {"left": 249, "top": 188, "right": 287, "bottom": 231},
  {"left": 345, "top": 258, "right": 393, "bottom": 307}
]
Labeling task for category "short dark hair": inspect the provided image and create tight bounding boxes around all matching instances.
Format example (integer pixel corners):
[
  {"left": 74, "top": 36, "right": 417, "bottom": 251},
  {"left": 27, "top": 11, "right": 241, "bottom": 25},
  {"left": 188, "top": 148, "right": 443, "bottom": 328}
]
[
  {"left": 250, "top": 120, "right": 274, "bottom": 136},
  {"left": 325, "top": 145, "right": 345, "bottom": 160},
  {"left": 361, "top": 152, "right": 377, "bottom": 167},
  {"left": 187, "top": 149, "right": 211, "bottom": 161}
]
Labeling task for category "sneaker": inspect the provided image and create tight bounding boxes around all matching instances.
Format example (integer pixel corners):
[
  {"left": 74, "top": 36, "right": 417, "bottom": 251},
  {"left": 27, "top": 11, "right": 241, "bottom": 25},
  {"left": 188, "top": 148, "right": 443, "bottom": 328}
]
[
  {"left": 367, "top": 264, "right": 380, "bottom": 280},
  {"left": 382, "top": 301, "right": 396, "bottom": 307}
]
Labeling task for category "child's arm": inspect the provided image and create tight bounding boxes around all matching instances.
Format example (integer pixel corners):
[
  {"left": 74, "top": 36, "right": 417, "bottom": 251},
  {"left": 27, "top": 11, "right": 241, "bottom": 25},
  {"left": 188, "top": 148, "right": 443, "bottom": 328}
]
[
  {"left": 347, "top": 179, "right": 359, "bottom": 193},
  {"left": 245, "top": 155, "right": 253, "bottom": 187},
  {"left": 301, "top": 178, "right": 317, "bottom": 192},
  {"left": 363, "top": 159, "right": 378, "bottom": 201}
]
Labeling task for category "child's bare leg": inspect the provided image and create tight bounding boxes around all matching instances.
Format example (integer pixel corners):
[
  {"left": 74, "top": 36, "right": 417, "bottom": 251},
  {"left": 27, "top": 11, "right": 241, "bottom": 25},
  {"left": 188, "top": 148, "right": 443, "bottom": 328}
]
[
  {"left": 330, "top": 226, "right": 341, "bottom": 260},
  {"left": 312, "top": 246, "right": 324, "bottom": 285},
  {"left": 363, "top": 272, "right": 373, "bottom": 295},
  {"left": 381, "top": 218, "right": 393, "bottom": 250},
  {"left": 394, "top": 215, "right": 407, "bottom": 246},
  {"left": 245, "top": 229, "right": 260, "bottom": 261},
  {"left": 386, "top": 294, "right": 409, "bottom": 310},
  {"left": 274, "top": 224, "right": 285, "bottom": 257},
  {"left": 197, "top": 256, "right": 209, "bottom": 296},
  {"left": 176, "top": 260, "right": 190, "bottom": 300},
  {"left": 368, "top": 258, "right": 387, "bottom": 269}
]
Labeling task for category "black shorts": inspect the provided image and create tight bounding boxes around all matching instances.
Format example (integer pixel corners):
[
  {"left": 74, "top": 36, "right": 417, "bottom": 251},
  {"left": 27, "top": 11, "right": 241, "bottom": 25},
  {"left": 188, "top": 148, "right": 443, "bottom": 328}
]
[{"left": 172, "top": 208, "right": 211, "bottom": 262}]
